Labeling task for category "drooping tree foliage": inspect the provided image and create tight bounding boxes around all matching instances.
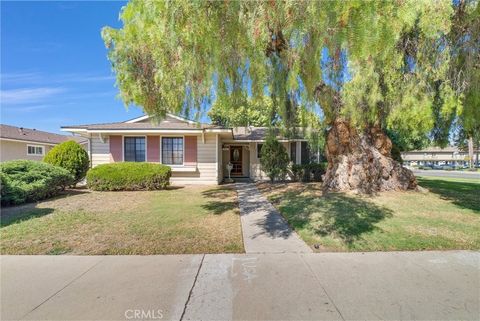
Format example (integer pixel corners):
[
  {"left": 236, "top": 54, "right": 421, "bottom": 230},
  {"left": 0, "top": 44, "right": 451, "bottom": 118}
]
[
  {"left": 102, "top": 0, "right": 476, "bottom": 192},
  {"left": 446, "top": 0, "right": 480, "bottom": 168},
  {"left": 208, "top": 95, "right": 274, "bottom": 127}
]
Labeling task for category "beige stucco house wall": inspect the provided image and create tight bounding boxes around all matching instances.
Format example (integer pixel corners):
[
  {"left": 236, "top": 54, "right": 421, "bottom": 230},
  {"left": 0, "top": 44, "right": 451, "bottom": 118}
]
[
  {"left": 0, "top": 124, "right": 88, "bottom": 163},
  {"left": 0, "top": 139, "right": 53, "bottom": 162}
]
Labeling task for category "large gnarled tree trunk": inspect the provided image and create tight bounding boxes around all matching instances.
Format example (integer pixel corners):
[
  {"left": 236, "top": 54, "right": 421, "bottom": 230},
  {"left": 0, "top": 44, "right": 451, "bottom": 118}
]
[{"left": 323, "top": 119, "right": 417, "bottom": 193}]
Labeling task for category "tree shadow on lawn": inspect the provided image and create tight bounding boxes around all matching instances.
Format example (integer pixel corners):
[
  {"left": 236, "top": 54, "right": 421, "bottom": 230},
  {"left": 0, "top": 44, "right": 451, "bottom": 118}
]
[
  {"left": 417, "top": 178, "right": 480, "bottom": 213},
  {"left": 0, "top": 189, "right": 89, "bottom": 228},
  {"left": 201, "top": 187, "right": 238, "bottom": 215},
  {"left": 273, "top": 192, "right": 393, "bottom": 245},
  {"left": 1, "top": 208, "right": 54, "bottom": 228}
]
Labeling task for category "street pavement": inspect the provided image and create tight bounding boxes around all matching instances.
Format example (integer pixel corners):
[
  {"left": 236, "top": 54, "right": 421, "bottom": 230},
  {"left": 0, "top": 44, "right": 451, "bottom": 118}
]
[
  {"left": 413, "top": 169, "right": 480, "bottom": 180},
  {"left": 1, "top": 251, "right": 478, "bottom": 321}
]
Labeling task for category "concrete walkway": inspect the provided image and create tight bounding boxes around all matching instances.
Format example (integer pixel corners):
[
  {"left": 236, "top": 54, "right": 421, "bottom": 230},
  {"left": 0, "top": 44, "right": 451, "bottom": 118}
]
[
  {"left": 1, "top": 251, "right": 478, "bottom": 320},
  {"left": 236, "top": 183, "right": 312, "bottom": 253}
]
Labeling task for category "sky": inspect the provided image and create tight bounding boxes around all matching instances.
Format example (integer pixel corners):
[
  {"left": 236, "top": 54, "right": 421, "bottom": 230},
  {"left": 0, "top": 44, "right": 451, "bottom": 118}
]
[{"left": 1, "top": 0, "right": 146, "bottom": 134}]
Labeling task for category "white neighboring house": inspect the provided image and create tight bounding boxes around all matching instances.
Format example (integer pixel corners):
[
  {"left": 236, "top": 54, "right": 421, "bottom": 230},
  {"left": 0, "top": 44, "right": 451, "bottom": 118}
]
[
  {"left": 0, "top": 124, "right": 87, "bottom": 162},
  {"left": 401, "top": 146, "right": 479, "bottom": 167}
]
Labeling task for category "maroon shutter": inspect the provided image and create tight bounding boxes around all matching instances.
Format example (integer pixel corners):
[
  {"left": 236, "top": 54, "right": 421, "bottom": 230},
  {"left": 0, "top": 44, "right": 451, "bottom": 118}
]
[
  {"left": 184, "top": 136, "right": 197, "bottom": 166},
  {"left": 109, "top": 135, "right": 123, "bottom": 162},
  {"left": 147, "top": 136, "right": 160, "bottom": 162}
]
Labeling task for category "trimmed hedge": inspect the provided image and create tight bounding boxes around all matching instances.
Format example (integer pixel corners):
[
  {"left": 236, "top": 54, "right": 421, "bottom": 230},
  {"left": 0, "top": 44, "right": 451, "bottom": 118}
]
[
  {"left": 291, "top": 163, "right": 327, "bottom": 182},
  {"left": 44, "top": 140, "right": 89, "bottom": 184},
  {"left": 86, "top": 162, "right": 171, "bottom": 191},
  {"left": 1, "top": 160, "right": 74, "bottom": 205}
]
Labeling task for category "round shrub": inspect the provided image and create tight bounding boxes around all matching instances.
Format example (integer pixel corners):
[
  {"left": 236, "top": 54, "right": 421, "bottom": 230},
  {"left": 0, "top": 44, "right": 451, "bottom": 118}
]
[
  {"left": 86, "top": 162, "right": 171, "bottom": 191},
  {"left": 43, "top": 140, "right": 89, "bottom": 184},
  {"left": 260, "top": 135, "right": 290, "bottom": 182},
  {"left": 1, "top": 160, "right": 74, "bottom": 206}
]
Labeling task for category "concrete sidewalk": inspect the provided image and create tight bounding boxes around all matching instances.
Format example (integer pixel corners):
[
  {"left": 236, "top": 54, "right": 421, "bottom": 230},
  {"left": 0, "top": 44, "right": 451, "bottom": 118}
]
[
  {"left": 236, "top": 183, "right": 312, "bottom": 253},
  {"left": 1, "top": 251, "right": 478, "bottom": 320}
]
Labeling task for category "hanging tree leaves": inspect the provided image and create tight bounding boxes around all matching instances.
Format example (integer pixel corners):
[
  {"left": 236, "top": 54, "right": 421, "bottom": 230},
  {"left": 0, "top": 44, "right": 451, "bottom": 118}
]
[{"left": 103, "top": 0, "right": 472, "bottom": 192}]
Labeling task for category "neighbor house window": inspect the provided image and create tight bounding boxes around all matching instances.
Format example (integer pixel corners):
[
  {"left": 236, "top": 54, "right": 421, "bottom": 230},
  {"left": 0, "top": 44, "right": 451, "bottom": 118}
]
[
  {"left": 162, "top": 137, "right": 183, "bottom": 165},
  {"left": 124, "top": 137, "right": 145, "bottom": 162},
  {"left": 257, "top": 144, "right": 263, "bottom": 159},
  {"left": 27, "top": 145, "right": 44, "bottom": 156}
]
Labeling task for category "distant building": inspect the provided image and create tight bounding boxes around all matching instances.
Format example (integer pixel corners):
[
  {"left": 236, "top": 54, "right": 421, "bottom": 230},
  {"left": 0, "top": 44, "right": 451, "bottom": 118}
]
[
  {"left": 0, "top": 124, "right": 87, "bottom": 162},
  {"left": 401, "top": 146, "right": 478, "bottom": 167}
]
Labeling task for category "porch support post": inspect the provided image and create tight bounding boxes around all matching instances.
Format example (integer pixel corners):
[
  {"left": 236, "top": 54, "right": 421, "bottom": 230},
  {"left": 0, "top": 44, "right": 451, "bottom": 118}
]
[{"left": 296, "top": 141, "right": 301, "bottom": 164}]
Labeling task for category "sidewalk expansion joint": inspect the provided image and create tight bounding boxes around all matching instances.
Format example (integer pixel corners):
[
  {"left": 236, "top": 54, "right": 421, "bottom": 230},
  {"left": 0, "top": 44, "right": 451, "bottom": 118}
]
[
  {"left": 21, "top": 258, "right": 104, "bottom": 320},
  {"left": 299, "top": 254, "right": 346, "bottom": 321},
  {"left": 179, "top": 254, "right": 205, "bottom": 321}
]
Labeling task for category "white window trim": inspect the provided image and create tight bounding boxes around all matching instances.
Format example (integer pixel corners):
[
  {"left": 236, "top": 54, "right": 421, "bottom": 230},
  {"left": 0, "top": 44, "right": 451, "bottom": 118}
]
[
  {"left": 27, "top": 144, "right": 45, "bottom": 156},
  {"left": 160, "top": 135, "right": 185, "bottom": 166},
  {"left": 122, "top": 135, "right": 147, "bottom": 162}
]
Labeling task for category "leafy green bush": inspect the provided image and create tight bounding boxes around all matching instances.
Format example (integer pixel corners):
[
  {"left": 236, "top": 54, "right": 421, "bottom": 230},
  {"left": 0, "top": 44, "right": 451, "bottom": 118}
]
[
  {"left": 86, "top": 162, "right": 171, "bottom": 191},
  {"left": 311, "top": 163, "right": 326, "bottom": 181},
  {"left": 391, "top": 143, "right": 403, "bottom": 164},
  {"left": 291, "top": 163, "right": 326, "bottom": 182},
  {"left": 291, "top": 164, "right": 303, "bottom": 181},
  {"left": 260, "top": 135, "right": 290, "bottom": 182},
  {"left": 1, "top": 160, "right": 74, "bottom": 205},
  {"left": 43, "top": 140, "right": 89, "bottom": 184}
]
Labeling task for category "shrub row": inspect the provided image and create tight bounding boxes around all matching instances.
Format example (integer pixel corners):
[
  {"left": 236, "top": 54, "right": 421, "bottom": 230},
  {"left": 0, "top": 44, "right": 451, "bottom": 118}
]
[
  {"left": 1, "top": 160, "right": 74, "bottom": 205},
  {"left": 291, "top": 163, "right": 327, "bottom": 182},
  {"left": 86, "top": 162, "right": 171, "bottom": 191}
]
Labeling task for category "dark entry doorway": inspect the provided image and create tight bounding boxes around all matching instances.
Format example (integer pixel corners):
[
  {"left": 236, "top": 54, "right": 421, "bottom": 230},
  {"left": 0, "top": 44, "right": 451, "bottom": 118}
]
[{"left": 230, "top": 146, "right": 243, "bottom": 176}]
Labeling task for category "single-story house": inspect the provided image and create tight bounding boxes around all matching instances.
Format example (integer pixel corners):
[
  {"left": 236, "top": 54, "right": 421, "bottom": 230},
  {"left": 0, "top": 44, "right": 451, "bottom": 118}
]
[
  {"left": 62, "top": 114, "right": 311, "bottom": 184},
  {"left": 0, "top": 124, "right": 87, "bottom": 162},
  {"left": 401, "top": 146, "right": 479, "bottom": 167}
]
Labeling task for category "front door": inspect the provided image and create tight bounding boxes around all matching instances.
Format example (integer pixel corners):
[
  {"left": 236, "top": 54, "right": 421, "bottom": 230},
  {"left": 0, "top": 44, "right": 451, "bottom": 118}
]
[{"left": 230, "top": 146, "right": 243, "bottom": 176}]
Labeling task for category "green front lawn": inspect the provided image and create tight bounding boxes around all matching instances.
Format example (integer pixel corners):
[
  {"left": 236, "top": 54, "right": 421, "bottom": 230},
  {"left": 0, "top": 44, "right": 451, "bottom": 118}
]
[
  {"left": 257, "top": 176, "right": 480, "bottom": 252},
  {"left": 1, "top": 186, "right": 244, "bottom": 254}
]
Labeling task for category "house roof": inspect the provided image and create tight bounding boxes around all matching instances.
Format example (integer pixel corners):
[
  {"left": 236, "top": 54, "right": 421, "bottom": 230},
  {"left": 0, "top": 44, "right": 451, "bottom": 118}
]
[
  {"left": 63, "top": 122, "right": 218, "bottom": 130},
  {"left": 232, "top": 127, "right": 305, "bottom": 141},
  {"left": 62, "top": 114, "right": 220, "bottom": 131},
  {"left": 403, "top": 146, "right": 479, "bottom": 154},
  {"left": 0, "top": 124, "right": 87, "bottom": 145},
  {"left": 407, "top": 146, "right": 458, "bottom": 153},
  {"left": 61, "top": 114, "right": 306, "bottom": 141}
]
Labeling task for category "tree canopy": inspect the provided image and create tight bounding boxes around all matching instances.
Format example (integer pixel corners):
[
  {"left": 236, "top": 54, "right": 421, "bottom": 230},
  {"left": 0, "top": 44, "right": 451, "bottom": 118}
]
[
  {"left": 102, "top": 0, "right": 477, "bottom": 149},
  {"left": 208, "top": 95, "right": 274, "bottom": 127}
]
